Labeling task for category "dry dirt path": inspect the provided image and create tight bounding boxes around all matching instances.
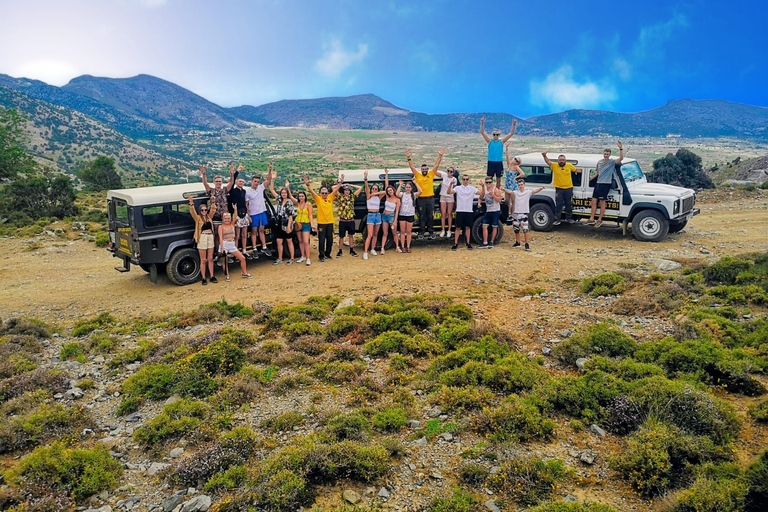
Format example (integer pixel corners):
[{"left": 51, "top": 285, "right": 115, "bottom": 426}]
[{"left": 0, "top": 191, "right": 765, "bottom": 324}]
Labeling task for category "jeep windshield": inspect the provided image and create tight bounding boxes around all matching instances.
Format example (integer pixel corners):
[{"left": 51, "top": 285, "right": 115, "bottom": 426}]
[{"left": 620, "top": 161, "right": 644, "bottom": 183}]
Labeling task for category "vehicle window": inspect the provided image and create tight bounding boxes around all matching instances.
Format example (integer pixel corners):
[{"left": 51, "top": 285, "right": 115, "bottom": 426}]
[
  {"left": 522, "top": 165, "right": 552, "bottom": 184},
  {"left": 143, "top": 203, "right": 193, "bottom": 228},
  {"left": 110, "top": 200, "right": 129, "bottom": 226},
  {"left": 572, "top": 169, "right": 583, "bottom": 187},
  {"left": 620, "top": 161, "right": 644, "bottom": 183}
]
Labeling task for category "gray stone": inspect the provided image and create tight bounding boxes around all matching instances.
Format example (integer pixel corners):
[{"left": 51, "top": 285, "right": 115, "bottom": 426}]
[
  {"left": 411, "top": 436, "right": 428, "bottom": 447},
  {"left": 170, "top": 447, "right": 185, "bottom": 458},
  {"left": 124, "top": 413, "right": 141, "bottom": 423},
  {"left": 164, "top": 395, "right": 182, "bottom": 406},
  {"left": 406, "top": 419, "right": 421, "bottom": 428},
  {"left": 564, "top": 494, "right": 578, "bottom": 503},
  {"left": 590, "top": 424, "right": 606, "bottom": 437},
  {"left": 162, "top": 495, "right": 184, "bottom": 512},
  {"left": 180, "top": 495, "right": 212, "bottom": 512},
  {"left": 343, "top": 489, "right": 362, "bottom": 504},
  {"left": 98, "top": 436, "right": 121, "bottom": 450},
  {"left": 575, "top": 358, "right": 589, "bottom": 370},
  {"left": 439, "top": 432, "right": 454, "bottom": 442},
  {"left": 335, "top": 297, "right": 356, "bottom": 310},
  {"left": 649, "top": 258, "right": 682, "bottom": 271},
  {"left": 84, "top": 506, "right": 113, "bottom": 512},
  {"left": 579, "top": 449, "right": 597, "bottom": 465},
  {"left": 700, "top": 247, "right": 712, "bottom": 254},
  {"left": 378, "top": 487, "right": 390, "bottom": 498},
  {"left": 542, "top": 347, "right": 552, "bottom": 356},
  {"left": 426, "top": 407, "right": 442, "bottom": 418},
  {"left": 560, "top": 330, "right": 572, "bottom": 338},
  {"left": 484, "top": 499, "right": 501, "bottom": 512},
  {"left": 429, "top": 471, "right": 444, "bottom": 479},
  {"left": 146, "top": 462, "right": 171, "bottom": 476},
  {"left": 64, "top": 387, "right": 84, "bottom": 400}
]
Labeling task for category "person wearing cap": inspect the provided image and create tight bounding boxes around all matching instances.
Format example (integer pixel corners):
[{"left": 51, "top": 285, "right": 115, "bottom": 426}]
[
  {"left": 541, "top": 151, "right": 582, "bottom": 226},
  {"left": 304, "top": 174, "right": 344, "bottom": 262},
  {"left": 481, "top": 117, "right": 517, "bottom": 189},
  {"left": 405, "top": 148, "right": 445, "bottom": 240},
  {"left": 336, "top": 178, "right": 362, "bottom": 258},
  {"left": 509, "top": 177, "right": 544, "bottom": 252}
]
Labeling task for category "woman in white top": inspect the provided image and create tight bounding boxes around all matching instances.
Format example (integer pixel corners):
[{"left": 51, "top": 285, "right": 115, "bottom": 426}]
[
  {"left": 396, "top": 179, "right": 422, "bottom": 253},
  {"left": 437, "top": 167, "right": 457, "bottom": 238},
  {"left": 380, "top": 168, "right": 401, "bottom": 255},
  {"left": 362, "top": 170, "right": 388, "bottom": 260},
  {"left": 504, "top": 142, "right": 525, "bottom": 222}
]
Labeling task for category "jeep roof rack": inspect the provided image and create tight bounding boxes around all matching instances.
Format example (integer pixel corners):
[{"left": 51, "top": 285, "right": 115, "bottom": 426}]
[{"left": 107, "top": 183, "right": 207, "bottom": 206}]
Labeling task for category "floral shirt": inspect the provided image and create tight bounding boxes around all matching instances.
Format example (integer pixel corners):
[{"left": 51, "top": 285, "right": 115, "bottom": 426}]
[
  {"left": 275, "top": 199, "right": 297, "bottom": 225},
  {"left": 338, "top": 194, "right": 355, "bottom": 221},
  {"left": 208, "top": 187, "right": 228, "bottom": 219}
]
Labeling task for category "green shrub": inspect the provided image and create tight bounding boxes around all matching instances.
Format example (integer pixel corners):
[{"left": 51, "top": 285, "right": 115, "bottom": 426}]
[
  {"left": 707, "top": 284, "right": 768, "bottom": 305},
  {"left": 133, "top": 399, "right": 208, "bottom": 445},
  {"left": 431, "top": 336, "right": 511, "bottom": 372},
  {"left": 458, "top": 462, "right": 490, "bottom": 485},
  {"left": 4, "top": 442, "right": 122, "bottom": 502},
  {"left": 266, "top": 305, "right": 329, "bottom": 331},
  {"left": 475, "top": 395, "right": 555, "bottom": 442},
  {"left": 93, "top": 232, "right": 110, "bottom": 247},
  {"left": 203, "top": 464, "right": 248, "bottom": 492},
  {"left": 306, "top": 295, "right": 341, "bottom": 309},
  {"left": 0, "top": 368, "right": 69, "bottom": 403},
  {"left": 585, "top": 356, "right": 665, "bottom": 381},
  {"left": 580, "top": 273, "right": 626, "bottom": 296},
  {"left": 190, "top": 339, "right": 246, "bottom": 376},
  {"left": 703, "top": 257, "right": 752, "bottom": 285},
  {"left": 553, "top": 323, "right": 637, "bottom": 364},
  {"left": 0, "top": 402, "right": 89, "bottom": 454},
  {"left": 434, "top": 319, "right": 472, "bottom": 350},
  {"left": 121, "top": 364, "right": 177, "bottom": 400},
  {"left": 313, "top": 360, "right": 366, "bottom": 384},
  {"left": 171, "top": 427, "right": 258, "bottom": 487},
  {"left": 750, "top": 399, "right": 768, "bottom": 422},
  {"left": 667, "top": 477, "right": 748, "bottom": 512},
  {"left": 369, "top": 308, "right": 435, "bottom": 335},
  {"left": 241, "top": 364, "right": 279, "bottom": 385},
  {"left": 439, "top": 354, "right": 547, "bottom": 395},
  {"left": 263, "top": 411, "right": 305, "bottom": 432},
  {"left": 535, "top": 371, "right": 626, "bottom": 421},
  {"left": 324, "top": 411, "right": 371, "bottom": 441},
  {"left": 371, "top": 407, "right": 407, "bottom": 432},
  {"left": 745, "top": 450, "right": 768, "bottom": 512},
  {"left": 424, "top": 488, "right": 480, "bottom": 512},
  {"left": 325, "top": 315, "right": 370, "bottom": 341},
  {"left": 249, "top": 469, "right": 312, "bottom": 512},
  {"left": 363, "top": 330, "right": 441, "bottom": 357},
  {"left": 433, "top": 385, "right": 495, "bottom": 412},
  {"left": 0, "top": 318, "right": 51, "bottom": 338},
  {"left": 115, "top": 396, "right": 143, "bottom": 417},
  {"left": 72, "top": 312, "right": 116, "bottom": 337},
  {"left": 487, "top": 457, "right": 568, "bottom": 505},
  {"left": 437, "top": 303, "right": 474, "bottom": 323},
  {"left": 59, "top": 341, "right": 85, "bottom": 361}
]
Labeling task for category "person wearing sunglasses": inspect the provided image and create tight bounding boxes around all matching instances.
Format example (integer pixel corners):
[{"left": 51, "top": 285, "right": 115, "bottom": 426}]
[
  {"left": 478, "top": 177, "right": 502, "bottom": 248},
  {"left": 304, "top": 174, "right": 344, "bottom": 262},
  {"left": 447, "top": 174, "right": 478, "bottom": 251},
  {"left": 480, "top": 117, "right": 517, "bottom": 189},
  {"left": 504, "top": 144, "right": 525, "bottom": 224},
  {"left": 405, "top": 147, "right": 445, "bottom": 240},
  {"left": 510, "top": 178, "right": 545, "bottom": 252},
  {"left": 200, "top": 163, "right": 237, "bottom": 253},
  {"left": 187, "top": 194, "right": 217, "bottom": 285},
  {"left": 437, "top": 166, "right": 457, "bottom": 238}
]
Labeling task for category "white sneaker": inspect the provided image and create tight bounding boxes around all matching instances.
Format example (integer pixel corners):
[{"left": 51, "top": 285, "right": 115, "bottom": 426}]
[
  {"left": 306, "top": 258, "right": 311, "bottom": 266},
  {"left": 297, "top": 256, "right": 306, "bottom": 263},
  {"left": 439, "top": 230, "right": 445, "bottom": 237},
  {"left": 446, "top": 231, "right": 452, "bottom": 237},
  {"left": 371, "top": 249, "right": 377, "bottom": 256},
  {"left": 363, "top": 252, "right": 369, "bottom": 260}
]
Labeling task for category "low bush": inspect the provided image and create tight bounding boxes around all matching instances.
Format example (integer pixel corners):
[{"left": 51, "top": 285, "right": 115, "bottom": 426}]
[
  {"left": 190, "top": 339, "right": 247, "bottom": 376},
  {"left": 0, "top": 401, "right": 90, "bottom": 453},
  {"left": 433, "top": 385, "right": 495, "bottom": 413},
  {"left": 431, "top": 336, "right": 511, "bottom": 372},
  {"left": 170, "top": 427, "right": 258, "bottom": 487},
  {"left": 0, "top": 318, "right": 51, "bottom": 338},
  {"left": 585, "top": 356, "right": 665, "bottom": 381},
  {"left": 553, "top": 323, "right": 637, "bottom": 364},
  {"left": 667, "top": 476, "right": 748, "bottom": 512},
  {"left": 437, "top": 303, "right": 474, "bottom": 323},
  {"left": 59, "top": 341, "right": 85, "bottom": 362},
  {"left": 703, "top": 257, "right": 752, "bottom": 285},
  {"left": 604, "top": 395, "right": 644, "bottom": 435},
  {"left": 371, "top": 407, "right": 407, "bottom": 432},
  {"left": 369, "top": 308, "right": 436, "bottom": 335},
  {"left": 433, "top": 319, "right": 472, "bottom": 350},
  {"left": 313, "top": 360, "right": 366, "bottom": 384},
  {"left": 458, "top": 462, "right": 490, "bottom": 485},
  {"left": 439, "top": 354, "right": 547, "bottom": 395},
  {"left": 265, "top": 305, "right": 329, "bottom": 332},
  {"left": 4, "top": 442, "right": 122, "bottom": 502},
  {"left": 535, "top": 371, "right": 626, "bottom": 422},
  {"left": 115, "top": 396, "right": 143, "bottom": 417},
  {"left": 707, "top": 285, "right": 768, "bottom": 305},
  {"left": 71, "top": 312, "right": 116, "bottom": 337},
  {"left": 0, "top": 368, "right": 69, "bottom": 403},
  {"left": 487, "top": 457, "right": 568, "bottom": 506},
  {"left": 424, "top": 487, "right": 480, "bottom": 512},
  {"left": 475, "top": 395, "right": 555, "bottom": 443},
  {"left": 526, "top": 503, "right": 621, "bottom": 512},
  {"left": 580, "top": 273, "right": 626, "bottom": 297},
  {"left": 262, "top": 411, "right": 305, "bottom": 432},
  {"left": 133, "top": 399, "right": 208, "bottom": 445},
  {"left": 325, "top": 315, "right": 370, "bottom": 342},
  {"left": 121, "top": 364, "right": 177, "bottom": 400},
  {"left": 749, "top": 399, "right": 768, "bottom": 422},
  {"left": 192, "top": 300, "right": 254, "bottom": 321},
  {"left": 363, "top": 330, "right": 441, "bottom": 358},
  {"left": 745, "top": 450, "right": 768, "bottom": 512},
  {"left": 324, "top": 411, "right": 371, "bottom": 441},
  {"left": 203, "top": 464, "right": 248, "bottom": 492}
]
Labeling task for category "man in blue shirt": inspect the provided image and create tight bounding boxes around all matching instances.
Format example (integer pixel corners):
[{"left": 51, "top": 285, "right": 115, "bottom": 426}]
[{"left": 480, "top": 117, "right": 517, "bottom": 189}]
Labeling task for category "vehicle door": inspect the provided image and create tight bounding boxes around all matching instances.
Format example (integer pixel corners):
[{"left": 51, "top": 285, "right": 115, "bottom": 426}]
[
  {"left": 591, "top": 164, "right": 623, "bottom": 221},
  {"left": 570, "top": 166, "right": 592, "bottom": 216},
  {"left": 109, "top": 199, "right": 135, "bottom": 260}
]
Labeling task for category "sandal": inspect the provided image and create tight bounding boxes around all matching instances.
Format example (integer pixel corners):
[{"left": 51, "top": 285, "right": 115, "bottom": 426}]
[
  {"left": 242, "top": 273, "right": 253, "bottom": 279},
  {"left": 406, "top": 247, "right": 411, "bottom": 253},
  {"left": 225, "top": 276, "right": 231, "bottom": 282}
]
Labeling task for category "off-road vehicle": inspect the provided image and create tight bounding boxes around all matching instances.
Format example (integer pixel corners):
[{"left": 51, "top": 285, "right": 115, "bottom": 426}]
[
  {"left": 514, "top": 153, "right": 699, "bottom": 241},
  {"left": 107, "top": 183, "right": 287, "bottom": 285}
]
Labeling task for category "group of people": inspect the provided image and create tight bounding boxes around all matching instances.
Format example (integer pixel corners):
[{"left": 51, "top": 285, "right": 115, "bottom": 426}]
[{"left": 186, "top": 118, "right": 625, "bottom": 283}]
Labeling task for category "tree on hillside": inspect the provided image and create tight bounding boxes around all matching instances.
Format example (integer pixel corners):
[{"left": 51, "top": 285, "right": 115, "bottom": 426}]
[
  {"left": 0, "top": 168, "right": 78, "bottom": 224},
  {"left": 0, "top": 108, "right": 35, "bottom": 180},
  {"left": 77, "top": 156, "right": 123, "bottom": 191},
  {"left": 651, "top": 149, "right": 715, "bottom": 189}
]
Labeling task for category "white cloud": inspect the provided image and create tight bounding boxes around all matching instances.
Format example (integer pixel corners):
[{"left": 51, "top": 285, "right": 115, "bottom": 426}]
[
  {"left": 635, "top": 13, "right": 688, "bottom": 59},
  {"left": 315, "top": 37, "right": 368, "bottom": 78},
  {"left": 529, "top": 65, "right": 616, "bottom": 110},
  {"left": 13, "top": 59, "right": 80, "bottom": 86}
]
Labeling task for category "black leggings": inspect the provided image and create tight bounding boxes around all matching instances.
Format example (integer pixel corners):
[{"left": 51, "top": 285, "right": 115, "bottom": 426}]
[
  {"left": 417, "top": 196, "right": 435, "bottom": 235},
  {"left": 317, "top": 223, "right": 334, "bottom": 256},
  {"left": 555, "top": 187, "right": 573, "bottom": 221}
]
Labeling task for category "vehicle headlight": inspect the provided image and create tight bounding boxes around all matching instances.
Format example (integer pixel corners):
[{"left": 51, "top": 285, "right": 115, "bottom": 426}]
[{"left": 673, "top": 200, "right": 680, "bottom": 215}]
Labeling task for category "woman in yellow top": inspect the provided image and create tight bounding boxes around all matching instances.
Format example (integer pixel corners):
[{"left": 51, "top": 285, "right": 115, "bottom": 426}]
[
  {"left": 288, "top": 182, "right": 314, "bottom": 266},
  {"left": 187, "top": 194, "right": 217, "bottom": 285}
]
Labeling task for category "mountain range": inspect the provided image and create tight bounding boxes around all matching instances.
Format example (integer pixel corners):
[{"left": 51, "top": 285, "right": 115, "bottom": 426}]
[{"left": 2, "top": 73, "right": 767, "bottom": 141}]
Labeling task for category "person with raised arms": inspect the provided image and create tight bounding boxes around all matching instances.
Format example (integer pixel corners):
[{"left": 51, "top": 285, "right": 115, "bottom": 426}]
[
  {"left": 268, "top": 176, "right": 298, "bottom": 265},
  {"left": 504, "top": 143, "right": 525, "bottom": 223},
  {"left": 405, "top": 148, "right": 444, "bottom": 240},
  {"left": 362, "top": 169, "right": 389, "bottom": 260},
  {"left": 187, "top": 194, "right": 217, "bottom": 285},
  {"left": 587, "top": 140, "right": 624, "bottom": 228},
  {"left": 437, "top": 166, "right": 457, "bottom": 238},
  {"left": 200, "top": 163, "right": 236, "bottom": 252},
  {"left": 336, "top": 180, "right": 362, "bottom": 258},
  {"left": 227, "top": 169, "right": 250, "bottom": 254},
  {"left": 447, "top": 174, "right": 477, "bottom": 251},
  {"left": 480, "top": 117, "right": 517, "bottom": 189},
  {"left": 541, "top": 151, "right": 582, "bottom": 226},
  {"left": 304, "top": 175, "right": 343, "bottom": 263},
  {"left": 477, "top": 176, "right": 503, "bottom": 248},
  {"left": 245, "top": 164, "right": 273, "bottom": 260},
  {"left": 395, "top": 179, "right": 422, "bottom": 253},
  {"left": 287, "top": 183, "right": 314, "bottom": 266},
  {"left": 510, "top": 177, "right": 545, "bottom": 252}
]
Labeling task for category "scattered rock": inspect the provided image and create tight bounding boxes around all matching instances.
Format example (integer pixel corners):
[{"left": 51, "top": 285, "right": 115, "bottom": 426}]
[
  {"left": 648, "top": 258, "right": 682, "bottom": 271},
  {"left": 163, "top": 494, "right": 184, "bottom": 512},
  {"left": 335, "top": 297, "right": 356, "bottom": 310},
  {"left": 564, "top": 494, "right": 578, "bottom": 503},
  {"left": 411, "top": 437, "right": 428, "bottom": 447},
  {"left": 590, "top": 424, "right": 606, "bottom": 437},
  {"left": 146, "top": 462, "right": 171, "bottom": 476},
  {"left": 579, "top": 449, "right": 598, "bottom": 465},
  {"left": 426, "top": 407, "right": 442, "bottom": 418},
  {"left": 700, "top": 247, "right": 712, "bottom": 254},
  {"left": 180, "top": 495, "right": 212, "bottom": 512},
  {"left": 575, "top": 358, "right": 589, "bottom": 370},
  {"left": 439, "top": 432, "right": 454, "bottom": 442},
  {"left": 429, "top": 471, "right": 444, "bottom": 479},
  {"left": 406, "top": 419, "right": 421, "bottom": 429},
  {"left": 378, "top": 487, "right": 390, "bottom": 499},
  {"left": 64, "top": 387, "right": 84, "bottom": 400},
  {"left": 484, "top": 499, "right": 501, "bottom": 512},
  {"left": 170, "top": 447, "right": 185, "bottom": 459},
  {"left": 560, "top": 330, "right": 572, "bottom": 338},
  {"left": 343, "top": 489, "right": 362, "bottom": 504},
  {"left": 84, "top": 506, "right": 113, "bottom": 512},
  {"left": 542, "top": 347, "right": 552, "bottom": 356}
]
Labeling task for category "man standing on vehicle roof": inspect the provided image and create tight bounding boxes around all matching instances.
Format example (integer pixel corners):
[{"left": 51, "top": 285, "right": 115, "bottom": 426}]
[
  {"left": 405, "top": 148, "right": 445, "bottom": 240},
  {"left": 245, "top": 164, "right": 274, "bottom": 260},
  {"left": 200, "top": 163, "right": 237, "bottom": 252},
  {"left": 587, "top": 141, "right": 624, "bottom": 228},
  {"left": 304, "top": 174, "right": 344, "bottom": 262},
  {"left": 541, "top": 152, "right": 582, "bottom": 226},
  {"left": 481, "top": 117, "right": 517, "bottom": 189}
]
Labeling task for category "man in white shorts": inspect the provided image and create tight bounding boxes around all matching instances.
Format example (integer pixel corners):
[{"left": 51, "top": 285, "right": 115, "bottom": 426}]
[
  {"left": 447, "top": 174, "right": 478, "bottom": 251},
  {"left": 437, "top": 166, "right": 457, "bottom": 237},
  {"left": 510, "top": 178, "right": 544, "bottom": 252},
  {"left": 245, "top": 164, "right": 274, "bottom": 259}
]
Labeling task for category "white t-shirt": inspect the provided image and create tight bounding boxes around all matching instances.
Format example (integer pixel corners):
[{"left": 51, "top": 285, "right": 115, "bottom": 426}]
[
  {"left": 437, "top": 171, "right": 457, "bottom": 196},
  {"left": 245, "top": 184, "right": 266, "bottom": 215},
  {"left": 453, "top": 185, "right": 478, "bottom": 213},
  {"left": 513, "top": 189, "right": 533, "bottom": 214}
]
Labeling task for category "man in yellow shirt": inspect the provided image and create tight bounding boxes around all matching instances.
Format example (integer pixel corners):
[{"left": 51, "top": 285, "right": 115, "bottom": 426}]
[
  {"left": 405, "top": 148, "right": 445, "bottom": 240},
  {"left": 542, "top": 152, "right": 583, "bottom": 226},
  {"left": 303, "top": 175, "right": 344, "bottom": 262}
]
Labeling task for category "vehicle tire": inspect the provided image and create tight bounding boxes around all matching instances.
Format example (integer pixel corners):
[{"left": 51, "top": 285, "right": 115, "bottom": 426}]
[
  {"left": 470, "top": 216, "right": 504, "bottom": 245},
  {"left": 166, "top": 248, "right": 201, "bottom": 286},
  {"left": 530, "top": 203, "right": 555, "bottom": 232},
  {"left": 668, "top": 220, "right": 688, "bottom": 233},
  {"left": 632, "top": 210, "right": 669, "bottom": 242}
]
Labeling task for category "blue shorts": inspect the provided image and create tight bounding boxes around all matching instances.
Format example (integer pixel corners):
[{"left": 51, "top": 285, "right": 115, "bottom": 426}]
[
  {"left": 483, "top": 211, "right": 501, "bottom": 227},
  {"left": 302, "top": 223, "right": 312, "bottom": 233},
  {"left": 382, "top": 212, "right": 396, "bottom": 224},
  {"left": 367, "top": 212, "right": 382, "bottom": 225},
  {"left": 250, "top": 212, "right": 268, "bottom": 228}
]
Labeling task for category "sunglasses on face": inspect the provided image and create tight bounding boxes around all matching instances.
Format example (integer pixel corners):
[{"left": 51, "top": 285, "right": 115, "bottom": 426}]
[
  {"left": 200, "top": 208, "right": 208, "bottom": 211},
  {"left": 462, "top": 178, "right": 469, "bottom": 181}
]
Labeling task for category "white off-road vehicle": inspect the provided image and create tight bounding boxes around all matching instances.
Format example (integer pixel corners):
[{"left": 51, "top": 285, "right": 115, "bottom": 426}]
[{"left": 514, "top": 153, "right": 700, "bottom": 242}]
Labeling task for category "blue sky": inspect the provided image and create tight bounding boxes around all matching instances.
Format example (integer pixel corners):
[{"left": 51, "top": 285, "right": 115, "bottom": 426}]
[{"left": 1, "top": 0, "right": 766, "bottom": 117}]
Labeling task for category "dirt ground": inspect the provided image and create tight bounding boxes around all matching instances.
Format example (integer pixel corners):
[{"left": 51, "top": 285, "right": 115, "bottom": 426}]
[{"left": 0, "top": 190, "right": 766, "bottom": 324}]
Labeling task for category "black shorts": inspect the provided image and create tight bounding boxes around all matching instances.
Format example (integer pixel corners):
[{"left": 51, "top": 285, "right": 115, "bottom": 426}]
[
  {"left": 455, "top": 211, "right": 474, "bottom": 229},
  {"left": 275, "top": 227, "right": 297, "bottom": 240},
  {"left": 339, "top": 220, "right": 356, "bottom": 238},
  {"left": 486, "top": 161, "right": 503, "bottom": 178},
  {"left": 399, "top": 215, "right": 415, "bottom": 224},
  {"left": 592, "top": 183, "right": 611, "bottom": 200}
]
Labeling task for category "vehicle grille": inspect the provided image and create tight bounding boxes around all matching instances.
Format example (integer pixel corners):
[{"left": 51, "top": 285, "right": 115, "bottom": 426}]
[{"left": 682, "top": 195, "right": 694, "bottom": 214}]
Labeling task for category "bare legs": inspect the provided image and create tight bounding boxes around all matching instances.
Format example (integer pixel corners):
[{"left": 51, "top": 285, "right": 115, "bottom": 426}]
[
  {"left": 198, "top": 248, "right": 213, "bottom": 279},
  {"left": 364, "top": 223, "right": 381, "bottom": 255},
  {"left": 299, "top": 231, "right": 311, "bottom": 260},
  {"left": 440, "top": 201, "right": 453, "bottom": 234},
  {"left": 399, "top": 220, "right": 413, "bottom": 251}
]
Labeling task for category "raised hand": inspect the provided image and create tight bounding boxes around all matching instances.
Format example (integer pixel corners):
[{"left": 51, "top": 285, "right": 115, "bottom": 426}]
[
  {"left": 617, "top": 140, "right": 623, "bottom": 150},
  {"left": 541, "top": 151, "right": 548, "bottom": 157},
  {"left": 438, "top": 148, "right": 445, "bottom": 156},
  {"left": 268, "top": 163, "right": 274, "bottom": 173},
  {"left": 285, "top": 179, "right": 290, "bottom": 188},
  {"left": 364, "top": 170, "right": 369, "bottom": 179},
  {"left": 405, "top": 149, "right": 412, "bottom": 159},
  {"left": 384, "top": 168, "right": 389, "bottom": 175},
  {"left": 480, "top": 116, "right": 486, "bottom": 124},
  {"left": 398, "top": 179, "right": 404, "bottom": 187},
  {"left": 512, "top": 119, "right": 518, "bottom": 128},
  {"left": 238, "top": 164, "right": 245, "bottom": 172},
  {"left": 199, "top": 165, "right": 206, "bottom": 175},
  {"left": 303, "top": 175, "right": 310, "bottom": 185},
  {"left": 340, "top": 173, "right": 345, "bottom": 182},
  {"left": 229, "top": 164, "right": 235, "bottom": 175}
]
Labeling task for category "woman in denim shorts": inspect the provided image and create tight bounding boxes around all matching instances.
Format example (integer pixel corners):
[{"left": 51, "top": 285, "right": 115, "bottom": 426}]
[
  {"left": 381, "top": 169, "right": 401, "bottom": 254},
  {"left": 362, "top": 170, "right": 388, "bottom": 260}
]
